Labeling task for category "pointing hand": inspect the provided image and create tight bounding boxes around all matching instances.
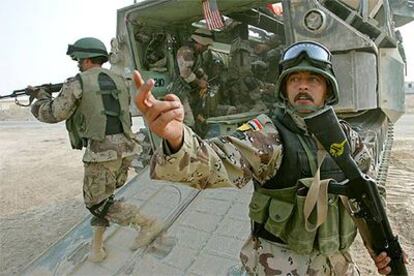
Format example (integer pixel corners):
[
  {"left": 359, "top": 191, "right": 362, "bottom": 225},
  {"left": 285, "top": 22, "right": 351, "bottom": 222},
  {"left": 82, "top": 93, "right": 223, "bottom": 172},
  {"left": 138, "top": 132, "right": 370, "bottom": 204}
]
[{"left": 133, "top": 70, "right": 184, "bottom": 151}]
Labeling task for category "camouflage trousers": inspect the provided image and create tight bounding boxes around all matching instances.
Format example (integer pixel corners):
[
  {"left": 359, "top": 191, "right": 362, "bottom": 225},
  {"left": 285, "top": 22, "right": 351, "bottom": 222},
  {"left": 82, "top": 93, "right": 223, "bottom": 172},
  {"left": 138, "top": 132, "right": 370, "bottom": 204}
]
[
  {"left": 83, "top": 157, "right": 148, "bottom": 227},
  {"left": 240, "top": 236, "right": 359, "bottom": 276}
]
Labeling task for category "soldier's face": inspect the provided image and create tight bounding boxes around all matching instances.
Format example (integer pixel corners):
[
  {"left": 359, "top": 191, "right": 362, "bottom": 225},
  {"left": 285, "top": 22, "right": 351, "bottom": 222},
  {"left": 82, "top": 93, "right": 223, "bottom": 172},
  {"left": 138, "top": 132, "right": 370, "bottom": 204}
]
[
  {"left": 77, "top": 59, "right": 95, "bottom": 72},
  {"left": 77, "top": 59, "right": 86, "bottom": 72},
  {"left": 194, "top": 42, "right": 207, "bottom": 53},
  {"left": 285, "top": 71, "right": 328, "bottom": 113}
]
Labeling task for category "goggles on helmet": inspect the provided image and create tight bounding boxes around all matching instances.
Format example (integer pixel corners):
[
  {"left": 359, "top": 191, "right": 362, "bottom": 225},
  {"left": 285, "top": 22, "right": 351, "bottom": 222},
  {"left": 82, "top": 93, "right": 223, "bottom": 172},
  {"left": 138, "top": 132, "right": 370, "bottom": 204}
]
[
  {"left": 280, "top": 41, "right": 332, "bottom": 69},
  {"left": 66, "top": 45, "right": 108, "bottom": 57}
]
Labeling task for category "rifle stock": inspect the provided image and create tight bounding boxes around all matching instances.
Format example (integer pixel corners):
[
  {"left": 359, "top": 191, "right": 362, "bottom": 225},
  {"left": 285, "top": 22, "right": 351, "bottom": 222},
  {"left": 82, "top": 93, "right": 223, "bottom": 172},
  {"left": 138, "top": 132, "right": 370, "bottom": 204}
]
[
  {"left": 304, "top": 107, "right": 407, "bottom": 276},
  {"left": 0, "top": 83, "right": 63, "bottom": 106}
]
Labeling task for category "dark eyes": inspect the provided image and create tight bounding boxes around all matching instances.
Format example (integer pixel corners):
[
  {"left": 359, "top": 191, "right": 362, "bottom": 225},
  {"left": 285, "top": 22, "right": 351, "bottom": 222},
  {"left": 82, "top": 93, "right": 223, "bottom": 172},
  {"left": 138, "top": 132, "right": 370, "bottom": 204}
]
[{"left": 288, "top": 75, "right": 322, "bottom": 84}]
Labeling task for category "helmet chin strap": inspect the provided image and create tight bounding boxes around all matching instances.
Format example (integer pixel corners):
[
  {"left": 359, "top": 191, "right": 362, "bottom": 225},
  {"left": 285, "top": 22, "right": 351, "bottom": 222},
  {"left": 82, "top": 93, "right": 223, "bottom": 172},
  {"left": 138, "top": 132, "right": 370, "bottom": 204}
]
[{"left": 288, "top": 103, "right": 323, "bottom": 117}]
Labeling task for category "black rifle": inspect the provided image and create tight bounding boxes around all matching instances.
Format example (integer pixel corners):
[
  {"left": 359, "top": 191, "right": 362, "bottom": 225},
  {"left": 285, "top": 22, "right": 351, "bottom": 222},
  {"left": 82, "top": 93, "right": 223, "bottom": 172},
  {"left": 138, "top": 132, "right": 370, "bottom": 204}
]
[
  {"left": 304, "top": 107, "right": 407, "bottom": 276},
  {"left": 0, "top": 83, "right": 63, "bottom": 107}
]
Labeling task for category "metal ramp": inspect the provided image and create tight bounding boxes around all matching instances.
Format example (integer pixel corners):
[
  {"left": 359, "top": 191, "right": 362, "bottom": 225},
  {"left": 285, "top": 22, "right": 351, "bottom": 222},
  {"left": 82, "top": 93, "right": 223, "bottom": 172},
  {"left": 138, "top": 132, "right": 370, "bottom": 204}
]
[{"left": 22, "top": 167, "right": 252, "bottom": 275}]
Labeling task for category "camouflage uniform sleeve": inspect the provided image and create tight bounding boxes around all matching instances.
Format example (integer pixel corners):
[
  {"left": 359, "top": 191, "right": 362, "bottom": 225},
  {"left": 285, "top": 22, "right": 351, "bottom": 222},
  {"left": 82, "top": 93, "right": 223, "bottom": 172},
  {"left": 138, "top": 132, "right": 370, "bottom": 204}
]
[
  {"left": 341, "top": 121, "right": 386, "bottom": 198},
  {"left": 31, "top": 77, "right": 82, "bottom": 123},
  {"left": 150, "top": 115, "right": 283, "bottom": 190},
  {"left": 176, "top": 46, "right": 196, "bottom": 83}
]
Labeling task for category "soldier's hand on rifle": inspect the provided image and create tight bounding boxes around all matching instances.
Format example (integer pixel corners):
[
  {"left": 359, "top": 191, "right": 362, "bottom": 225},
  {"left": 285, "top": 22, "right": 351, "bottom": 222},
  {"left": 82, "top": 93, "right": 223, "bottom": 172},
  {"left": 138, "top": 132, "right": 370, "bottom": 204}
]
[
  {"left": 196, "top": 114, "right": 206, "bottom": 123},
  {"left": 25, "top": 86, "right": 40, "bottom": 99},
  {"left": 197, "top": 79, "right": 208, "bottom": 90},
  {"left": 374, "top": 251, "right": 409, "bottom": 275},
  {"left": 133, "top": 70, "right": 184, "bottom": 152}
]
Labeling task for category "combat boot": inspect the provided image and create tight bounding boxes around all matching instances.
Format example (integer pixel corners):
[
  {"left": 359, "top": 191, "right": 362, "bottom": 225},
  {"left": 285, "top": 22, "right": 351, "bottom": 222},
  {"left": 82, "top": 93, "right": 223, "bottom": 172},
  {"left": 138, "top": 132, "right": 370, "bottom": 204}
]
[
  {"left": 88, "top": 226, "right": 107, "bottom": 262},
  {"left": 130, "top": 215, "right": 163, "bottom": 251}
]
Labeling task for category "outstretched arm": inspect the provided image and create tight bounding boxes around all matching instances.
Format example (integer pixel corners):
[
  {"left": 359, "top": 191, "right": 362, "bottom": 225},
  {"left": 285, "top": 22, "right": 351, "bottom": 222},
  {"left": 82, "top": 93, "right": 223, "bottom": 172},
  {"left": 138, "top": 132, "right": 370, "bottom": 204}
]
[{"left": 134, "top": 70, "right": 283, "bottom": 190}]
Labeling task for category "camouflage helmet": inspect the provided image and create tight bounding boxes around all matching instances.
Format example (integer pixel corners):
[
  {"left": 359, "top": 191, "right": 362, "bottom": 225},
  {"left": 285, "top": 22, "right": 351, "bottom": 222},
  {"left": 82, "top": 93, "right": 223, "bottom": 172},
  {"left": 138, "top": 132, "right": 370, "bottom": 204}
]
[
  {"left": 275, "top": 41, "right": 339, "bottom": 105},
  {"left": 191, "top": 29, "right": 214, "bottom": 46},
  {"left": 66, "top": 37, "right": 109, "bottom": 62}
]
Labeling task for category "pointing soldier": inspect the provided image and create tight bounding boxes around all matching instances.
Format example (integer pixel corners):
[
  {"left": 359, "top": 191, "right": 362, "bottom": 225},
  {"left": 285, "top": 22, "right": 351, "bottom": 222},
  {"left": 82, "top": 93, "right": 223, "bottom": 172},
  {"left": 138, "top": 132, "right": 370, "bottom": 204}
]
[
  {"left": 134, "top": 41, "right": 407, "bottom": 274},
  {"left": 30, "top": 37, "right": 162, "bottom": 262}
]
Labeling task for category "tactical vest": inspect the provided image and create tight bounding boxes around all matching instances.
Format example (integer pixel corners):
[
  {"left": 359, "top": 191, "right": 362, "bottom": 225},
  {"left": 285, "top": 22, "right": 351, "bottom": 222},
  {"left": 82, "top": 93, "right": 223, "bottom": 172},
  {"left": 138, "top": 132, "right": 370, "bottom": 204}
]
[
  {"left": 249, "top": 111, "right": 357, "bottom": 254},
  {"left": 66, "top": 68, "right": 133, "bottom": 149}
]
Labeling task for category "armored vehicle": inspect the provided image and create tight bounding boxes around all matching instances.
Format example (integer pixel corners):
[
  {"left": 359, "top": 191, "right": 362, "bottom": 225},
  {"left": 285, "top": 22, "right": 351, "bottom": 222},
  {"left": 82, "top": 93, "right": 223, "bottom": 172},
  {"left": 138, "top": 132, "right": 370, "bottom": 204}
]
[
  {"left": 110, "top": 0, "right": 412, "bottom": 186},
  {"left": 23, "top": 0, "right": 413, "bottom": 275}
]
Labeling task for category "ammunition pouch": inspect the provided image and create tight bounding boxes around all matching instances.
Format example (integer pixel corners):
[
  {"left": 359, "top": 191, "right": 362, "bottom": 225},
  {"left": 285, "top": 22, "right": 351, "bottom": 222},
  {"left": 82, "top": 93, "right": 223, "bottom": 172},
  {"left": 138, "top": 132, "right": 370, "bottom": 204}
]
[
  {"left": 66, "top": 112, "right": 87, "bottom": 150},
  {"left": 249, "top": 182, "right": 357, "bottom": 255}
]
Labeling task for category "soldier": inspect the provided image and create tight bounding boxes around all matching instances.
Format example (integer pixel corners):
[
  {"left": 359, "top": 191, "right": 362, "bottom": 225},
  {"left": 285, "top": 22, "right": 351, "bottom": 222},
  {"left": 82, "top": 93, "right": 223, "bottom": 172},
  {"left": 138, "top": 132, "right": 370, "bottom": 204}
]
[
  {"left": 30, "top": 37, "right": 162, "bottom": 262},
  {"left": 174, "top": 28, "right": 214, "bottom": 129},
  {"left": 226, "top": 23, "right": 267, "bottom": 113},
  {"left": 134, "top": 40, "right": 407, "bottom": 275},
  {"left": 173, "top": 28, "right": 232, "bottom": 136},
  {"left": 252, "top": 34, "right": 284, "bottom": 83}
]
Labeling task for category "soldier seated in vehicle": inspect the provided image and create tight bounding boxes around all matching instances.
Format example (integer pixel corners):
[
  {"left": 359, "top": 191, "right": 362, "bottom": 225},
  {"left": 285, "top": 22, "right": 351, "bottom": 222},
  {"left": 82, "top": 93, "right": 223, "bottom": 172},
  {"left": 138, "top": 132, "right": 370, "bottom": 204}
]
[
  {"left": 144, "top": 32, "right": 168, "bottom": 72},
  {"left": 251, "top": 34, "right": 285, "bottom": 112},
  {"left": 252, "top": 34, "right": 284, "bottom": 83},
  {"left": 225, "top": 23, "right": 268, "bottom": 114},
  {"left": 172, "top": 28, "right": 233, "bottom": 137}
]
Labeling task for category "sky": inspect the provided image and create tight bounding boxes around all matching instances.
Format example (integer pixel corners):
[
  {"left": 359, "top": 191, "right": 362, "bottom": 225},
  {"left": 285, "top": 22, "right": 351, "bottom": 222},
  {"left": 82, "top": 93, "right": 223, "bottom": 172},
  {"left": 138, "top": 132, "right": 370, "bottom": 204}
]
[{"left": 0, "top": 0, "right": 413, "bottom": 96}]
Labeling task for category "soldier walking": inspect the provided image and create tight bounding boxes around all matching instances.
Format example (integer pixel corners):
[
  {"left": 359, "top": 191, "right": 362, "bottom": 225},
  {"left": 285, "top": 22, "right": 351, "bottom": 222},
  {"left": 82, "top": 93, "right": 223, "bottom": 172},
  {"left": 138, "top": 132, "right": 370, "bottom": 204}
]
[{"left": 30, "top": 37, "right": 162, "bottom": 262}]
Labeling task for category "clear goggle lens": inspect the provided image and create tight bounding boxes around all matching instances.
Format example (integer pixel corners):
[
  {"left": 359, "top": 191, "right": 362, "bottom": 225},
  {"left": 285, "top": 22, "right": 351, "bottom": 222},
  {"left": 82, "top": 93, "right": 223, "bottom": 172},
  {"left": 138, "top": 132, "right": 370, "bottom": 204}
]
[{"left": 281, "top": 41, "right": 332, "bottom": 64}]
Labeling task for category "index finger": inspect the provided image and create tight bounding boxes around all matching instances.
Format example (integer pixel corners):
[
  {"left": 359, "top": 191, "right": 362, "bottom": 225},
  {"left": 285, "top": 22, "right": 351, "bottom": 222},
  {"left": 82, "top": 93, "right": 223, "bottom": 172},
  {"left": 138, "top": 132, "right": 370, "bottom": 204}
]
[{"left": 133, "top": 70, "right": 155, "bottom": 111}]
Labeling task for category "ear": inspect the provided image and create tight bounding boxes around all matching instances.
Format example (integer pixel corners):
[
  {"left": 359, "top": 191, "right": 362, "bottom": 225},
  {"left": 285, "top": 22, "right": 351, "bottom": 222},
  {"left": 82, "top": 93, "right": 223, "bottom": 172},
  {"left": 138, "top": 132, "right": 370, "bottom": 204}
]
[
  {"left": 325, "top": 82, "right": 333, "bottom": 102},
  {"left": 84, "top": 58, "right": 92, "bottom": 65}
]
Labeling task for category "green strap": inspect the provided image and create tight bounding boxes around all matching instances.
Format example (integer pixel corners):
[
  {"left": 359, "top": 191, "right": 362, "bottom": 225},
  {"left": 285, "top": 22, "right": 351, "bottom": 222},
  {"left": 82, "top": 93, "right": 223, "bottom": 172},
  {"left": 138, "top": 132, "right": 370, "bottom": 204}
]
[
  {"left": 297, "top": 135, "right": 330, "bottom": 232},
  {"left": 297, "top": 135, "right": 317, "bottom": 175},
  {"left": 97, "top": 89, "right": 120, "bottom": 95},
  {"left": 101, "top": 110, "right": 119, "bottom": 117},
  {"left": 303, "top": 151, "right": 329, "bottom": 232},
  {"left": 97, "top": 89, "right": 120, "bottom": 100}
]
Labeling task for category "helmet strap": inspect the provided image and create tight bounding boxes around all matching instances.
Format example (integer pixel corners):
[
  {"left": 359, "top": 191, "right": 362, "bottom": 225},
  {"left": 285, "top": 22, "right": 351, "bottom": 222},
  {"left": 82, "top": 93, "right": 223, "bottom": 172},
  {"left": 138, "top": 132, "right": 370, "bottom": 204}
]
[{"left": 288, "top": 103, "right": 322, "bottom": 117}]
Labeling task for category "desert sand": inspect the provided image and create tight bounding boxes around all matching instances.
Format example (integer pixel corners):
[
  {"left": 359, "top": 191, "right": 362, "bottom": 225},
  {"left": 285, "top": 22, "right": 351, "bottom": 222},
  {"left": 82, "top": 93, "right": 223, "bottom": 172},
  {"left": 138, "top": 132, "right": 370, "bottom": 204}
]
[{"left": 0, "top": 96, "right": 413, "bottom": 275}]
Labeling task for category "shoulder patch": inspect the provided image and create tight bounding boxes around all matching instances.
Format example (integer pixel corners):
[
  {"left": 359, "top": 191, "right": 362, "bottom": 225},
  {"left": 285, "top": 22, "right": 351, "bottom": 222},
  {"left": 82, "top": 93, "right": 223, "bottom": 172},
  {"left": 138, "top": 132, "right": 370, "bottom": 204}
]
[
  {"left": 237, "top": 123, "right": 251, "bottom": 132},
  {"left": 238, "top": 118, "right": 264, "bottom": 132},
  {"left": 248, "top": 118, "right": 263, "bottom": 130},
  {"left": 237, "top": 114, "right": 273, "bottom": 132}
]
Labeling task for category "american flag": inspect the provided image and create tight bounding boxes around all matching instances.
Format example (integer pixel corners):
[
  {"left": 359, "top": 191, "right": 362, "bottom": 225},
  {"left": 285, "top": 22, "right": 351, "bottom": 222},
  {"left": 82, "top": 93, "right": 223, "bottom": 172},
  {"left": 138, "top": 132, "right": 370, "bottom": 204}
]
[
  {"left": 266, "top": 3, "right": 283, "bottom": 16},
  {"left": 202, "top": 0, "right": 224, "bottom": 30}
]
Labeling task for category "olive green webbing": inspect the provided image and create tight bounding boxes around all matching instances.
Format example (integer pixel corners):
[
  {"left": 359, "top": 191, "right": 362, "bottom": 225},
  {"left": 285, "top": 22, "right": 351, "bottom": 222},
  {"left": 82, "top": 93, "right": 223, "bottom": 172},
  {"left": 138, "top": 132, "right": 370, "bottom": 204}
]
[
  {"left": 296, "top": 134, "right": 331, "bottom": 232},
  {"left": 296, "top": 135, "right": 317, "bottom": 175},
  {"left": 303, "top": 151, "right": 331, "bottom": 232}
]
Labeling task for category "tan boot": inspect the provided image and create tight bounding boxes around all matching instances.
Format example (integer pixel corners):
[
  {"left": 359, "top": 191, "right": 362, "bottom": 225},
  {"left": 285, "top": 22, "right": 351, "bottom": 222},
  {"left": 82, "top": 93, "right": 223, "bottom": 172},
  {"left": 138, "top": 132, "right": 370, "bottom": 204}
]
[
  {"left": 130, "top": 216, "right": 163, "bottom": 251},
  {"left": 88, "top": 226, "right": 107, "bottom": 262}
]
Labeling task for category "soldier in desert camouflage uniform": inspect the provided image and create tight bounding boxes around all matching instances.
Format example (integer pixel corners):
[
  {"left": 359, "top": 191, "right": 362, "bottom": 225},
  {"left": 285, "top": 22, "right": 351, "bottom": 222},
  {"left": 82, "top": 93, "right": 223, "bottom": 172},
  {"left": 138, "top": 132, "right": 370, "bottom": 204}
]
[
  {"left": 30, "top": 37, "right": 162, "bottom": 263},
  {"left": 134, "top": 41, "right": 398, "bottom": 275},
  {"left": 175, "top": 28, "right": 214, "bottom": 129}
]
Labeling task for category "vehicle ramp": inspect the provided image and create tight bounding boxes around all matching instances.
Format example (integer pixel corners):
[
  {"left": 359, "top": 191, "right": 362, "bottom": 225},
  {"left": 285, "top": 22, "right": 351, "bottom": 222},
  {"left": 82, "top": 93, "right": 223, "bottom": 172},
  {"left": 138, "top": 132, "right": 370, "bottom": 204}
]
[{"left": 22, "top": 167, "right": 252, "bottom": 275}]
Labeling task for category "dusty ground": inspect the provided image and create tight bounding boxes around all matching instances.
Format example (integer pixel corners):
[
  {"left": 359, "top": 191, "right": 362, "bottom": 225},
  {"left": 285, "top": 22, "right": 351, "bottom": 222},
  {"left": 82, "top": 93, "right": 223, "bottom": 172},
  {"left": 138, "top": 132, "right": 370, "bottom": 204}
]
[{"left": 0, "top": 96, "right": 413, "bottom": 275}]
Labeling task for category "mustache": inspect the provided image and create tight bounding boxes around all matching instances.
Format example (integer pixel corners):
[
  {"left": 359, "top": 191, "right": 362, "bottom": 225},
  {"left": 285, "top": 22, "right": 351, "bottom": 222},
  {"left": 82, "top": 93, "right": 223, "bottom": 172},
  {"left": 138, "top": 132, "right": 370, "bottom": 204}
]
[{"left": 294, "top": 92, "right": 314, "bottom": 102}]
